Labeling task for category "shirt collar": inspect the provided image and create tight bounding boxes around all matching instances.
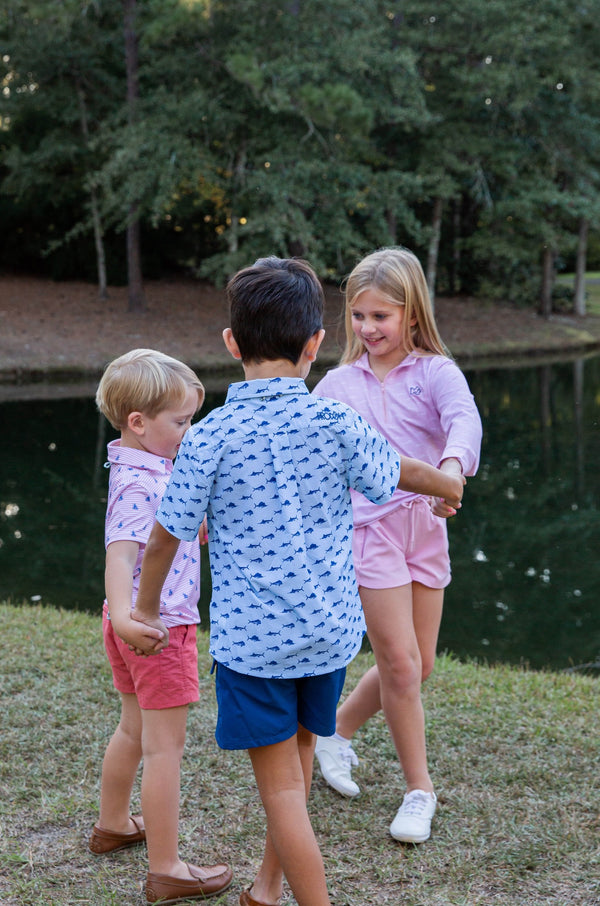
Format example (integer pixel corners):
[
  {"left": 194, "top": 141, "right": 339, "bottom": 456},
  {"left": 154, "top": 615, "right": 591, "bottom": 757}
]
[
  {"left": 354, "top": 351, "right": 418, "bottom": 375},
  {"left": 225, "top": 376, "right": 309, "bottom": 403},
  {"left": 106, "top": 438, "right": 172, "bottom": 474}
]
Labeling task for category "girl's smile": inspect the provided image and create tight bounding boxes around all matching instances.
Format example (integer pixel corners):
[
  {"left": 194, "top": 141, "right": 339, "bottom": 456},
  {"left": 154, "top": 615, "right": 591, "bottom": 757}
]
[{"left": 351, "top": 288, "right": 409, "bottom": 374}]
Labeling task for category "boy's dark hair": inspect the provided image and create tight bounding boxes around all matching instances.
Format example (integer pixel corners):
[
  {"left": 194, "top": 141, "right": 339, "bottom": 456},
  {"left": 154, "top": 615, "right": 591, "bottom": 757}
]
[{"left": 226, "top": 256, "right": 324, "bottom": 364}]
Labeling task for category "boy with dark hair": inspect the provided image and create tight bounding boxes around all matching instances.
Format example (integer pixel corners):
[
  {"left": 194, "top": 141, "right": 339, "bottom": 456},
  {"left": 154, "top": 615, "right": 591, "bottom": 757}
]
[
  {"left": 131, "top": 258, "right": 464, "bottom": 906},
  {"left": 227, "top": 255, "right": 324, "bottom": 364}
]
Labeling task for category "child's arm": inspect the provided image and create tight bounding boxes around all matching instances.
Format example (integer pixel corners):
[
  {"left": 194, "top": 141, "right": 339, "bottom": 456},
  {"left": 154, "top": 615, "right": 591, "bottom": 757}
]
[
  {"left": 398, "top": 455, "right": 465, "bottom": 511},
  {"left": 130, "top": 521, "right": 181, "bottom": 654},
  {"left": 105, "top": 540, "right": 167, "bottom": 651},
  {"left": 431, "top": 457, "right": 464, "bottom": 518}
]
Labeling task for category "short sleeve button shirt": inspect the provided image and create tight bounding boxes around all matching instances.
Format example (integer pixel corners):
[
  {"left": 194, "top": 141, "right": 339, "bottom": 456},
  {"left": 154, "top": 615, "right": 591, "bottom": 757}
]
[
  {"left": 156, "top": 377, "right": 400, "bottom": 678},
  {"left": 104, "top": 440, "right": 201, "bottom": 628}
]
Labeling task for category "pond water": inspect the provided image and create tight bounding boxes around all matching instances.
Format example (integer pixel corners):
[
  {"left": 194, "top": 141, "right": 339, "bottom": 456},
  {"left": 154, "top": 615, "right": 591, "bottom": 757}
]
[{"left": 1, "top": 354, "right": 599, "bottom": 672}]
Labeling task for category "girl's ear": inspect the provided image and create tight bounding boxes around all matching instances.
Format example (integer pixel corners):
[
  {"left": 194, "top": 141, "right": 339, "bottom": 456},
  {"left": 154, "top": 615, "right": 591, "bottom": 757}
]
[
  {"left": 127, "top": 411, "right": 145, "bottom": 435},
  {"left": 222, "top": 327, "right": 242, "bottom": 360}
]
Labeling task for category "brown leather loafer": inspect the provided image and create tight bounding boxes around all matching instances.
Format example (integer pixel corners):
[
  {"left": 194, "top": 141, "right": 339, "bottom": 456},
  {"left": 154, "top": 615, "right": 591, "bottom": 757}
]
[
  {"left": 239, "top": 887, "right": 281, "bottom": 906},
  {"left": 146, "top": 862, "right": 233, "bottom": 903},
  {"left": 89, "top": 815, "right": 146, "bottom": 854}
]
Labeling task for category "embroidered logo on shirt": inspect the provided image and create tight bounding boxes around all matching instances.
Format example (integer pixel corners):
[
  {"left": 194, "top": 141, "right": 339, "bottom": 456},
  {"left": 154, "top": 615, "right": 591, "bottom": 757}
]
[
  {"left": 409, "top": 385, "right": 423, "bottom": 396},
  {"left": 318, "top": 409, "right": 345, "bottom": 422}
]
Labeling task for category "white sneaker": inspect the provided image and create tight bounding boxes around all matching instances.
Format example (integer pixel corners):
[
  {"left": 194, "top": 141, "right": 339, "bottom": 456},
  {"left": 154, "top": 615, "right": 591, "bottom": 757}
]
[
  {"left": 389, "top": 790, "right": 437, "bottom": 843},
  {"left": 314, "top": 735, "right": 360, "bottom": 797}
]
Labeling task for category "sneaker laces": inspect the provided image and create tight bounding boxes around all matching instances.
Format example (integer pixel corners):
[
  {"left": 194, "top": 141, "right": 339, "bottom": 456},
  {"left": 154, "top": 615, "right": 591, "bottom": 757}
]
[
  {"left": 398, "top": 791, "right": 431, "bottom": 816},
  {"left": 337, "top": 743, "right": 358, "bottom": 768}
]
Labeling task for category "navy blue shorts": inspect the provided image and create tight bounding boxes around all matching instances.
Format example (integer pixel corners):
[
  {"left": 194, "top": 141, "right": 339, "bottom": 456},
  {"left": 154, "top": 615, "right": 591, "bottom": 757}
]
[{"left": 214, "top": 662, "right": 346, "bottom": 750}]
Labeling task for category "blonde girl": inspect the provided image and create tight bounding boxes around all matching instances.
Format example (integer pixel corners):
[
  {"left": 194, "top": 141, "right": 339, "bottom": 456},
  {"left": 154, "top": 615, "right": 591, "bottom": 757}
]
[{"left": 314, "top": 247, "right": 482, "bottom": 843}]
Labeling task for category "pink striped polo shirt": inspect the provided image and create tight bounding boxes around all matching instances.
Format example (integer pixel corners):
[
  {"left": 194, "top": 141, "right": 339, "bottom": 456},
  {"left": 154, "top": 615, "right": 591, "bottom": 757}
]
[{"left": 104, "top": 439, "right": 201, "bottom": 628}]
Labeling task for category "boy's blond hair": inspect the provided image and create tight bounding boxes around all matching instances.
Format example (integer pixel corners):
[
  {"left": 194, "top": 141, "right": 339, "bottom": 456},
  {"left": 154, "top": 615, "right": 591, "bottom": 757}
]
[{"left": 96, "top": 348, "right": 204, "bottom": 430}]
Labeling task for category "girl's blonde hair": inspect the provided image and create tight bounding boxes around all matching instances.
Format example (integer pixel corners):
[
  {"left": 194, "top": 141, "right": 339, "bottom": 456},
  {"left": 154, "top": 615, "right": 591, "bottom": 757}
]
[
  {"left": 96, "top": 348, "right": 205, "bottom": 430},
  {"left": 340, "top": 247, "right": 450, "bottom": 364}
]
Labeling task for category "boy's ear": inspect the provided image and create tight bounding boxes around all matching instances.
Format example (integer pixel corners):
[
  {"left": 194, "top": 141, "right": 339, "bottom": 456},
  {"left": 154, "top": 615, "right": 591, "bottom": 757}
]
[
  {"left": 127, "top": 411, "right": 145, "bottom": 435},
  {"left": 222, "top": 327, "right": 242, "bottom": 360},
  {"left": 304, "top": 328, "right": 326, "bottom": 362}
]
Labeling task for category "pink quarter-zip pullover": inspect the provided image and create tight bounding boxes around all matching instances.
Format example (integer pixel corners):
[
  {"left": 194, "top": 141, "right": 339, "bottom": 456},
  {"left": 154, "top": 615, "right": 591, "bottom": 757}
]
[{"left": 314, "top": 352, "right": 482, "bottom": 527}]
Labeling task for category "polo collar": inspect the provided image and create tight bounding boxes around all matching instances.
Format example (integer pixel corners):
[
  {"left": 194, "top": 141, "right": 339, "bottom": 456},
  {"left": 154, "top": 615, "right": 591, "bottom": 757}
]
[
  {"left": 354, "top": 351, "right": 418, "bottom": 376},
  {"left": 106, "top": 439, "right": 172, "bottom": 474},
  {"left": 226, "top": 376, "right": 309, "bottom": 402}
]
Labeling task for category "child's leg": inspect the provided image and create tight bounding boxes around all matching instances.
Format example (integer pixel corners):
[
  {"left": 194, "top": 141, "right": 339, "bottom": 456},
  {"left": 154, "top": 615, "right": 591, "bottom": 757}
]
[
  {"left": 141, "top": 704, "right": 191, "bottom": 877},
  {"left": 359, "top": 582, "right": 442, "bottom": 793},
  {"left": 335, "top": 663, "right": 381, "bottom": 738},
  {"left": 141, "top": 705, "right": 232, "bottom": 896},
  {"left": 248, "top": 727, "right": 331, "bottom": 906},
  {"left": 412, "top": 581, "right": 444, "bottom": 681},
  {"left": 248, "top": 725, "right": 316, "bottom": 904},
  {"left": 98, "top": 692, "right": 143, "bottom": 832},
  {"left": 336, "top": 581, "right": 443, "bottom": 740}
]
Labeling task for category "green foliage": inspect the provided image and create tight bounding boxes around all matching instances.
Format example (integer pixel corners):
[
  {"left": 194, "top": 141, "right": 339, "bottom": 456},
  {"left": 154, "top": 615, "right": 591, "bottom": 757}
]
[{"left": 1, "top": 0, "right": 600, "bottom": 299}]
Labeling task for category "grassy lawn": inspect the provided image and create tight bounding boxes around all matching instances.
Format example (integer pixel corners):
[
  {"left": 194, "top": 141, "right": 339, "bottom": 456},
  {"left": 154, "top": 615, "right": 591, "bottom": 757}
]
[
  {"left": 1, "top": 603, "right": 598, "bottom": 906},
  {"left": 556, "top": 272, "right": 600, "bottom": 315}
]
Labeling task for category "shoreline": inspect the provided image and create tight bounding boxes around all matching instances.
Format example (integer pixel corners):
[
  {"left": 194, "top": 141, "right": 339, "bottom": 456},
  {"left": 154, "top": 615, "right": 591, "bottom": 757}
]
[
  {"left": 3, "top": 344, "right": 600, "bottom": 404},
  {"left": 2, "top": 274, "right": 600, "bottom": 400}
]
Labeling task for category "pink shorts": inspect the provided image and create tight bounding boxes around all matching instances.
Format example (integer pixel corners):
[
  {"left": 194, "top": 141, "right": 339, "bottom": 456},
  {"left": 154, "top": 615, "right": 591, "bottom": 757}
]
[
  {"left": 353, "top": 498, "right": 451, "bottom": 590},
  {"left": 102, "top": 606, "right": 199, "bottom": 710}
]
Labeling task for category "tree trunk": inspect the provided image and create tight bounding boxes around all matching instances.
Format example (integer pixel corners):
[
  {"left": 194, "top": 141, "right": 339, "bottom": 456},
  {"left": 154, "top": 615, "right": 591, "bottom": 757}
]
[
  {"left": 426, "top": 196, "right": 443, "bottom": 310},
  {"left": 573, "top": 216, "right": 588, "bottom": 317},
  {"left": 227, "top": 147, "right": 247, "bottom": 255},
  {"left": 126, "top": 210, "right": 146, "bottom": 312},
  {"left": 123, "top": 0, "right": 146, "bottom": 312},
  {"left": 91, "top": 195, "right": 109, "bottom": 301},
  {"left": 448, "top": 199, "right": 460, "bottom": 296},
  {"left": 77, "top": 86, "right": 108, "bottom": 299},
  {"left": 573, "top": 357, "right": 585, "bottom": 500},
  {"left": 540, "top": 245, "right": 555, "bottom": 319},
  {"left": 386, "top": 209, "right": 397, "bottom": 245}
]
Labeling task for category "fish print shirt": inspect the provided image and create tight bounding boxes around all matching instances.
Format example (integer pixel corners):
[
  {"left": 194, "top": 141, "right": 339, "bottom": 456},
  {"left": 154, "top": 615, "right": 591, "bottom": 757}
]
[{"left": 156, "top": 377, "right": 400, "bottom": 678}]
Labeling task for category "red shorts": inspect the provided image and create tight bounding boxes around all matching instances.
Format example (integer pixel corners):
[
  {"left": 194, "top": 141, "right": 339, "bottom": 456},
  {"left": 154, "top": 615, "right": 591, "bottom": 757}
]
[
  {"left": 353, "top": 498, "right": 451, "bottom": 590},
  {"left": 102, "top": 606, "right": 199, "bottom": 710}
]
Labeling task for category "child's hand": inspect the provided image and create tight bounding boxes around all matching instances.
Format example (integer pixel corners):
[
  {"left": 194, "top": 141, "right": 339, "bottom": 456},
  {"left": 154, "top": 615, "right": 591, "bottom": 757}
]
[
  {"left": 430, "top": 495, "right": 461, "bottom": 519},
  {"left": 126, "top": 612, "right": 169, "bottom": 655},
  {"left": 436, "top": 458, "right": 465, "bottom": 512},
  {"left": 440, "top": 473, "right": 466, "bottom": 511},
  {"left": 199, "top": 516, "right": 209, "bottom": 546}
]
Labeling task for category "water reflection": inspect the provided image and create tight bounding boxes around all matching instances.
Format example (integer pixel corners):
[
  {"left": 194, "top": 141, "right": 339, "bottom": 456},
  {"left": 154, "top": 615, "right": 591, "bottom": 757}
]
[
  {"left": 443, "top": 356, "right": 600, "bottom": 671},
  {"left": 1, "top": 355, "right": 599, "bottom": 671}
]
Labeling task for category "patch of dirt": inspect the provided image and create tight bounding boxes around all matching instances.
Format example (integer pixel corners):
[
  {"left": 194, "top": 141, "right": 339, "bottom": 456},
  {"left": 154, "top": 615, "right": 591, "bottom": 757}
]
[{"left": 1, "top": 274, "right": 600, "bottom": 390}]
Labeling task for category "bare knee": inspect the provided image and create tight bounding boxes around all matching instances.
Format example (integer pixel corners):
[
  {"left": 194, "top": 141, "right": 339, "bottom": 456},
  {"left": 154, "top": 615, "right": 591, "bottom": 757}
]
[{"left": 379, "top": 651, "right": 422, "bottom": 697}]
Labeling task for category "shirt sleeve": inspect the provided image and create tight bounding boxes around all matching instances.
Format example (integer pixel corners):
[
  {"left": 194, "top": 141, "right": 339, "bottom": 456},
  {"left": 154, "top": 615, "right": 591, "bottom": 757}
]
[
  {"left": 337, "top": 406, "right": 401, "bottom": 503},
  {"left": 156, "top": 427, "right": 216, "bottom": 541},
  {"left": 105, "top": 479, "right": 157, "bottom": 548},
  {"left": 430, "top": 358, "right": 482, "bottom": 476}
]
